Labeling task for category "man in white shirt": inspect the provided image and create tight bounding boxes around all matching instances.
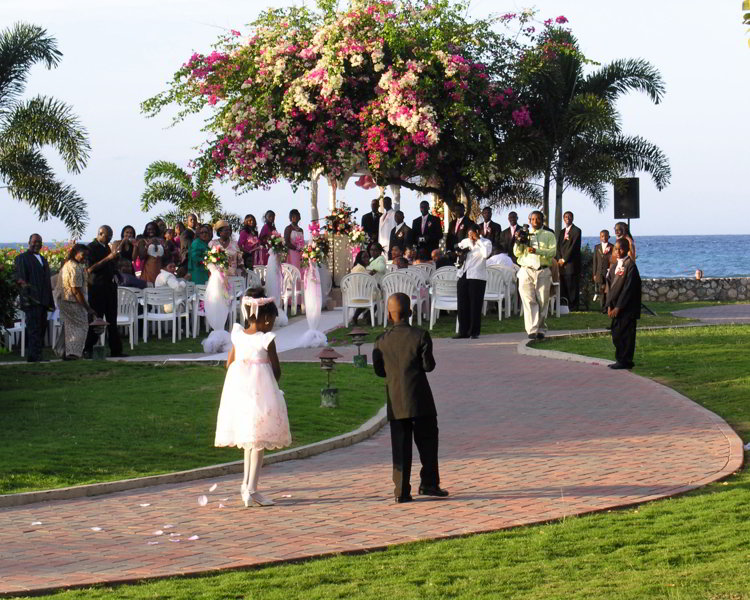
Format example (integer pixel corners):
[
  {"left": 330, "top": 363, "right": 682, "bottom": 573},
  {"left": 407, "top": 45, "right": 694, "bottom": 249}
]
[
  {"left": 378, "top": 196, "right": 397, "bottom": 253},
  {"left": 155, "top": 262, "right": 186, "bottom": 313},
  {"left": 454, "top": 223, "right": 492, "bottom": 339}
]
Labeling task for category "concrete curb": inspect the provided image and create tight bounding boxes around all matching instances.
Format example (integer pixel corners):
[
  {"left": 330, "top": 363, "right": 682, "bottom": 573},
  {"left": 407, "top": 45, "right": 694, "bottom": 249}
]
[{"left": 0, "top": 405, "right": 387, "bottom": 509}]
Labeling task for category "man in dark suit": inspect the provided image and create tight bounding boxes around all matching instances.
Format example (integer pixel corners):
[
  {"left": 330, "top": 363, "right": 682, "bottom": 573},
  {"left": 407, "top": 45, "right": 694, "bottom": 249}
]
[
  {"left": 84, "top": 225, "right": 126, "bottom": 358},
  {"left": 556, "top": 211, "right": 582, "bottom": 310},
  {"left": 593, "top": 229, "right": 613, "bottom": 312},
  {"left": 14, "top": 233, "right": 55, "bottom": 362},
  {"left": 373, "top": 293, "right": 448, "bottom": 503},
  {"left": 501, "top": 211, "right": 520, "bottom": 262},
  {"left": 360, "top": 198, "right": 381, "bottom": 243},
  {"left": 606, "top": 238, "right": 641, "bottom": 370},
  {"left": 445, "top": 204, "right": 474, "bottom": 252},
  {"left": 411, "top": 200, "right": 442, "bottom": 254},
  {"left": 478, "top": 206, "right": 503, "bottom": 255},
  {"left": 388, "top": 210, "right": 411, "bottom": 259}
]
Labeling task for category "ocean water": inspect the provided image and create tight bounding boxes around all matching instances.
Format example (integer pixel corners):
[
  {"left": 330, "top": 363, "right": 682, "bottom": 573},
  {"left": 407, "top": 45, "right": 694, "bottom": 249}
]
[
  {"left": 3, "top": 236, "right": 749, "bottom": 279},
  {"left": 582, "top": 235, "right": 750, "bottom": 279}
]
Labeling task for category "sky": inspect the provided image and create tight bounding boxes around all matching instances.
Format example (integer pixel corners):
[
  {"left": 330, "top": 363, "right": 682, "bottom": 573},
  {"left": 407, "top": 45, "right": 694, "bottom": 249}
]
[{"left": 1, "top": 0, "right": 748, "bottom": 243}]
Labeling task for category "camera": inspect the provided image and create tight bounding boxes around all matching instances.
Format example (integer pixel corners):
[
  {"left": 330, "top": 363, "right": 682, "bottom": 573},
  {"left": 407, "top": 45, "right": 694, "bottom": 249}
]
[
  {"left": 514, "top": 225, "right": 530, "bottom": 245},
  {"left": 454, "top": 246, "right": 470, "bottom": 268}
]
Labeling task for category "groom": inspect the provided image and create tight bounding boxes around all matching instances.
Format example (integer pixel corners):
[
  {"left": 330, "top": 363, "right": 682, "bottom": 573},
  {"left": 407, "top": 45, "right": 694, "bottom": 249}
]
[{"left": 372, "top": 293, "right": 448, "bottom": 503}]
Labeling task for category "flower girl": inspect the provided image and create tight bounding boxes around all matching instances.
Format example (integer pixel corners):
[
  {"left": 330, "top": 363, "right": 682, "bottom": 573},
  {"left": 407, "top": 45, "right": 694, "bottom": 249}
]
[{"left": 214, "top": 288, "right": 292, "bottom": 507}]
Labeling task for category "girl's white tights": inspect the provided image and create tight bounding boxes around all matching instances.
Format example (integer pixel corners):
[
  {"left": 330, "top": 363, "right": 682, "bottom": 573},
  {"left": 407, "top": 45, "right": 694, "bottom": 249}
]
[{"left": 243, "top": 448, "right": 265, "bottom": 493}]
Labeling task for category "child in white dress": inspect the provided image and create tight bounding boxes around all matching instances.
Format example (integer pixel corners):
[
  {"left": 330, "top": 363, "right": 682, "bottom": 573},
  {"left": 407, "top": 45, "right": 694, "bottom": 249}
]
[{"left": 215, "top": 288, "right": 292, "bottom": 507}]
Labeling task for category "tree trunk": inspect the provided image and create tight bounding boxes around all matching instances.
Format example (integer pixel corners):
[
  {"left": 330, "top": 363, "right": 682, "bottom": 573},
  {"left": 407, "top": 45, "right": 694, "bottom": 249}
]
[
  {"left": 542, "top": 167, "right": 551, "bottom": 227},
  {"left": 554, "top": 157, "right": 564, "bottom": 235}
]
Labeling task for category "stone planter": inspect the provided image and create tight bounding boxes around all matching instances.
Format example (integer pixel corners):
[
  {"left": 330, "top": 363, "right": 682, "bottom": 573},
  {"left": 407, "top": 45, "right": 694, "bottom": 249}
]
[{"left": 320, "top": 387, "right": 339, "bottom": 408}]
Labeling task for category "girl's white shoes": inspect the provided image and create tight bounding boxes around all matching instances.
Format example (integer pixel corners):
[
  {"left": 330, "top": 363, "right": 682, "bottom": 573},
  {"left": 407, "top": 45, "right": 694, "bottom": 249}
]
[{"left": 240, "top": 484, "right": 274, "bottom": 507}]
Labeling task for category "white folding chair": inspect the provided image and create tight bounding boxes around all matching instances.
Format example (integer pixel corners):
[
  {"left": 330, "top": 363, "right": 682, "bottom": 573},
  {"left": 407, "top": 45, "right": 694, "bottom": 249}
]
[
  {"left": 117, "top": 287, "right": 138, "bottom": 349},
  {"left": 550, "top": 281, "right": 561, "bottom": 317},
  {"left": 253, "top": 265, "right": 267, "bottom": 286},
  {"left": 381, "top": 271, "right": 421, "bottom": 326},
  {"left": 228, "top": 276, "right": 247, "bottom": 325},
  {"left": 482, "top": 268, "right": 506, "bottom": 320},
  {"left": 246, "top": 270, "right": 262, "bottom": 289},
  {"left": 143, "top": 288, "right": 186, "bottom": 343},
  {"left": 47, "top": 309, "right": 61, "bottom": 348},
  {"left": 4, "top": 308, "right": 25, "bottom": 357},
  {"left": 385, "top": 262, "right": 398, "bottom": 273},
  {"left": 340, "top": 273, "right": 382, "bottom": 328},
  {"left": 192, "top": 284, "right": 208, "bottom": 337},
  {"left": 411, "top": 262, "right": 435, "bottom": 282},
  {"left": 281, "top": 263, "right": 304, "bottom": 316},
  {"left": 429, "top": 268, "right": 459, "bottom": 332}
]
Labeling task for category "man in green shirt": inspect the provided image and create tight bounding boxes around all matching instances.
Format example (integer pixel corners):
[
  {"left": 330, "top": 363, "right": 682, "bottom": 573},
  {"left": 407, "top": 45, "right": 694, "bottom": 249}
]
[
  {"left": 188, "top": 224, "right": 211, "bottom": 284},
  {"left": 514, "top": 211, "right": 557, "bottom": 339}
]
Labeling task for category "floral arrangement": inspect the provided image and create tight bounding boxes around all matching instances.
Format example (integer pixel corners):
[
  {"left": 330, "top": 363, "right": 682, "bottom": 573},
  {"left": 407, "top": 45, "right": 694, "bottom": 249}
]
[
  {"left": 431, "top": 198, "right": 445, "bottom": 231},
  {"left": 202, "top": 244, "right": 230, "bottom": 272},
  {"left": 265, "top": 230, "right": 287, "bottom": 255},
  {"left": 0, "top": 260, "right": 19, "bottom": 330},
  {"left": 301, "top": 238, "right": 325, "bottom": 268},
  {"left": 325, "top": 202, "right": 354, "bottom": 236},
  {"left": 0, "top": 242, "right": 72, "bottom": 274},
  {"left": 143, "top": 3, "right": 564, "bottom": 206},
  {"left": 348, "top": 224, "right": 366, "bottom": 247},
  {"left": 308, "top": 221, "right": 330, "bottom": 257}
]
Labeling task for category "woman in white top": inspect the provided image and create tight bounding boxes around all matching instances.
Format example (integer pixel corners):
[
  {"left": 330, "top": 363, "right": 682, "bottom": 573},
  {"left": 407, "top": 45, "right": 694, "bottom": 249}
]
[{"left": 455, "top": 223, "right": 492, "bottom": 339}]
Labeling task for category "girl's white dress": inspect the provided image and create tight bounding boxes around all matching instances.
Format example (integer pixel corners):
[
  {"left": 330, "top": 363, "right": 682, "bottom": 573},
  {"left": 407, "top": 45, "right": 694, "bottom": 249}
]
[{"left": 215, "top": 325, "right": 292, "bottom": 450}]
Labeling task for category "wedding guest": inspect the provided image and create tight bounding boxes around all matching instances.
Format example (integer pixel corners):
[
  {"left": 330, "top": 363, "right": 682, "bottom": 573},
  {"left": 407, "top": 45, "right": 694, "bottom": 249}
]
[
  {"left": 174, "top": 221, "right": 186, "bottom": 246},
  {"left": 455, "top": 223, "right": 492, "bottom": 339},
  {"left": 155, "top": 218, "right": 168, "bottom": 237},
  {"left": 479, "top": 206, "right": 503, "bottom": 255},
  {"left": 258, "top": 210, "right": 277, "bottom": 266},
  {"left": 177, "top": 228, "right": 194, "bottom": 278},
  {"left": 210, "top": 220, "right": 244, "bottom": 276},
  {"left": 501, "top": 211, "right": 520, "bottom": 262},
  {"left": 389, "top": 245, "right": 403, "bottom": 263},
  {"left": 403, "top": 247, "right": 416, "bottom": 264},
  {"left": 361, "top": 198, "right": 381, "bottom": 243},
  {"left": 432, "top": 249, "right": 453, "bottom": 269},
  {"left": 238, "top": 213, "right": 261, "bottom": 269},
  {"left": 606, "top": 238, "right": 641, "bottom": 369},
  {"left": 164, "top": 228, "right": 176, "bottom": 243},
  {"left": 373, "top": 293, "right": 448, "bottom": 503},
  {"left": 368, "top": 242, "right": 386, "bottom": 280},
  {"left": 155, "top": 261, "right": 187, "bottom": 313},
  {"left": 56, "top": 244, "right": 97, "bottom": 360},
  {"left": 188, "top": 224, "right": 211, "bottom": 285},
  {"left": 138, "top": 221, "right": 165, "bottom": 284},
  {"left": 515, "top": 211, "right": 557, "bottom": 340},
  {"left": 486, "top": 251, "right": 516, "bottom": 270},
  {"left": 14, "top": 233, "right": 55, "bottom": 362},
  {"left": 413, "top": 248, "right": 432, "bottom": 264},
  {"left": 556, "top": 211, "right": 582, "bottom": 310},
  {"left": 84, "top": 225, "right": 126, "bottom": 358},
  {"left": 186, "top": 213, "right": 199, "bottom": 232},
  {"left": 284, "top": 209, "right": 304, "bottom": 269},
  {"left": 614, "top": 222, "right": 636, "bottom": 261},
  {"left": 378, "top": 196, "right": 396, "bottom": 254},
  {"left": 411, "top": 200, "right": 442, "bottom": 254},
  {"left": 593, "top": 229, "right": 613, "bottom": 311},
  {"left": 350, "top": 251, "right": 370, "bottom": 274},
  {"left": 446, "top": 204, "right": 473, "bottom": 253},
  {"left": 388, "top": 210, "right": 411, "bottom": 259},
  {"left": 394, "top": 257, "right": 410, "bottom": 269}
]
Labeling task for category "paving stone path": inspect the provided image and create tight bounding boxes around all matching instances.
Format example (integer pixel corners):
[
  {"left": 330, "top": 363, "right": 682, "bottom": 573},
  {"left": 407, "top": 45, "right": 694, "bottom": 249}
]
[{"left": 0, "top": 321, "right": 745, "bottom": 596}]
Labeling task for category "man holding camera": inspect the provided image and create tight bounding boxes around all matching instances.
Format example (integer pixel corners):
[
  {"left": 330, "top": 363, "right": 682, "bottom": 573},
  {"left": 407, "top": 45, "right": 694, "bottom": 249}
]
[
  {"left": 410, "top": 200, "right": 442, "bottom": 254},
  {"left": 514, "top": 211, "right": 557, "bottom": 339}
]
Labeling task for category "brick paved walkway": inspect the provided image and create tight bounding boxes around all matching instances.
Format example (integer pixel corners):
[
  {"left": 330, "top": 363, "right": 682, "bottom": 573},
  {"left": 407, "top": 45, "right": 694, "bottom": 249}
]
[{"left": 0, "top": 333, "right": 743, "bottom": 596}]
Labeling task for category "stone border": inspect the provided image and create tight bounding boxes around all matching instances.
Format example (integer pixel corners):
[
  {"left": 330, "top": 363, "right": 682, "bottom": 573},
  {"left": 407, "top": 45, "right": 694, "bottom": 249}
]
[{"left": 0, "top": 405, "right": 387, "bottom": 509}]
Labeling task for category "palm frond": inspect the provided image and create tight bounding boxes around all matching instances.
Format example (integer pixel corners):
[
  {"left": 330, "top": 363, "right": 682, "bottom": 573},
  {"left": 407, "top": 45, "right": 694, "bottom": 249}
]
[
  {"left": 144, "top": 160, "right": 192, "bottom": 189},
  {"left": 0, "top": 148, "right": 87, "bottom": 236},
  {"left": 0, "top": 23, "right": 62, "bottom": 105},
  {"left": 566, "top": 93, "right": 620, "bottom": 136},
  {"left": 597, "top": 134, "right": 672, "bottom": 190},
  {"left": 485, "top": 178, "right": 543, "bottom": 209},
  {"left": 582, "top": 58, "right": 665, "bottom": 105},
  {"left": 140, "top": 181, "right": 188, "bottom": 212},
  {"left": 1, "top": 95, "right": 90, "bottom": 173}
]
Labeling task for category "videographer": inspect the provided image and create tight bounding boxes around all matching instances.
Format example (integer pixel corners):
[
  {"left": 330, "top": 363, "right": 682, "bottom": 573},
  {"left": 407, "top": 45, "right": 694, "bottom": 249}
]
[
  {"left": 454, "top": 223, "right": 492, "bottom": 340},
  {"left": 514, "top": 210, "right": 557, "bottom": 340}
]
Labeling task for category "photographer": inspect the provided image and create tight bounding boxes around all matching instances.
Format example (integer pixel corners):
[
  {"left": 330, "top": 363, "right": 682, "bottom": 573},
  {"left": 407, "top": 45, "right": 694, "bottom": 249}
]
[
  {"left": 454, "top": 223, "right": 492, "bottom": 340},
  {"left": 514, "top": 211, "right": 557, "bottom": 339}
]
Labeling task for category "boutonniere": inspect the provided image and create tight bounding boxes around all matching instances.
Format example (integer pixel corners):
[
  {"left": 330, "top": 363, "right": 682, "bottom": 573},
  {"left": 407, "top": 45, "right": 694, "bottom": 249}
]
[{"left": 615, "top": 266, "right": 625, "bottom": 276}]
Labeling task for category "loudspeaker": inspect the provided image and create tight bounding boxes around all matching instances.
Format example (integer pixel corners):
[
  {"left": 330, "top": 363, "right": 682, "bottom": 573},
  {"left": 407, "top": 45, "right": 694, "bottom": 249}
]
[{"left": 614, "top": 178, "right": 639, "bottom": 219}]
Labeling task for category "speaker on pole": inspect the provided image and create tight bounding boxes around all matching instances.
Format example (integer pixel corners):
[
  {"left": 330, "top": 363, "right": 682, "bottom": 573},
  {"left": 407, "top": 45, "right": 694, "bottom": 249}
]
[{"left": 613, "top": 178, "right": 640, "bottom": 219}]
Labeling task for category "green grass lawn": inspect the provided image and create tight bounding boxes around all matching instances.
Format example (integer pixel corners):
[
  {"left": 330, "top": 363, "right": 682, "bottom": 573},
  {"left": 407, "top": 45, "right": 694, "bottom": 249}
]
[
  {"left": 21, "top": 325, "right": 750, "bottom": 599},
  {"left": 325, "top": 300, "right": 726, "bottom": 346},
  {"left": 0, "top": 362, "right": 384, "bottom": 494}
]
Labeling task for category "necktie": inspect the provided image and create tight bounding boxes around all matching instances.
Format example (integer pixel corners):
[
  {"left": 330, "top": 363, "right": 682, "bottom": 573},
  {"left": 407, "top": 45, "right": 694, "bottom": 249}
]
[
  {"left": 422, "top": 217, "right": 426, "bottom": 234},
  {"left": 455, "top": 219, "right": 461, "bottom": 234}
]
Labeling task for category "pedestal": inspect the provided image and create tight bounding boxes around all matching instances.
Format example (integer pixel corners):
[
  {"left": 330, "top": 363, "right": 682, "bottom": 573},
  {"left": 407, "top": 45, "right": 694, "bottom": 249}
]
[
  {"left": 320, "top": 387, "right": 339, "bottom": 408},
  {"left": 326, "top": 234, "right": 351, "bottom": 286},
  {"left": 353, "top": 354, "right": 367, "bottom": 368}
]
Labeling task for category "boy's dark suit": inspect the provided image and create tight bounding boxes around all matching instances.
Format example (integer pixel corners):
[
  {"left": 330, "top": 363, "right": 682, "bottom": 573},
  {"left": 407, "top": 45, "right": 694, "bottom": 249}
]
[
  {"left": 606, "top": 257, "right": 641, "bottom": 367},
  {"left": 592, "top": 242, "right": 612, "bottom": 311},
  {"left": 479, "top": 220, "right": 503, "bottom": 255},
  {"left": 14, "top": 250, "right": 54, "bottom": 361},
  {"left": 388, "top": 223, "right": 411, "bottom": 258},
  {"left": 361, "top": 210, "right": 381, "bottom": 242},
  {"left": 557, "top": 224, "right": 582, "bottom": 310},
  {"left": 445, "top": 216, "right": 474, "bottom": 252},
  {"left": 373, "top": 322, "right": 440, "bottom": 500},
  {"left": 411, "top": 214, "right": 443, "bottom": 254}
]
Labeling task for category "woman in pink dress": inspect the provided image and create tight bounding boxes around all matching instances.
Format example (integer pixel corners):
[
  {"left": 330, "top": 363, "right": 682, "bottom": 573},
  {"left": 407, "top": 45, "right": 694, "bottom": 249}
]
[
  {"left": 209, "top": 220, "right": 244, "bottom": 276},
  {"left": 238, "top": 214, "right": 261, "bottom": 268},
  {"left": 258, "top": 210, "right": 277, "bottom": 266},
  {"left": 283, "top": 209, "right": 304, "bottom": 269}
]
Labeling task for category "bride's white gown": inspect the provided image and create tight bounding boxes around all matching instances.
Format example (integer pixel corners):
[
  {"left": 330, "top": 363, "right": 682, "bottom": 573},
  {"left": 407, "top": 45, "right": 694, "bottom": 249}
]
[{"left": 214, "top": 325, "right": 292, "bottom": 450}]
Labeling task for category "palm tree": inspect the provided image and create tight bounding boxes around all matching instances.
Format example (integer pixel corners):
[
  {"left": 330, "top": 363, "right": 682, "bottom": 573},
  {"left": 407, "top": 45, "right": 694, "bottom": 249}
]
[
  {"left": 0, "top": 23, "right": 90, "bottom": 237},
  {"left": 141, "top": 160, "right": 240, "bottom": 230},
  {"left": 523, "top": 29, "right": 670, "bottom": 232}
]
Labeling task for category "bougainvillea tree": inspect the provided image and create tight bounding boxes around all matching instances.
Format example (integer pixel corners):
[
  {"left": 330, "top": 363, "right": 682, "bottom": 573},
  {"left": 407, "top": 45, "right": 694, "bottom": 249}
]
[{"left": 143, "top": 0, "right": 558, "bottom": 211}]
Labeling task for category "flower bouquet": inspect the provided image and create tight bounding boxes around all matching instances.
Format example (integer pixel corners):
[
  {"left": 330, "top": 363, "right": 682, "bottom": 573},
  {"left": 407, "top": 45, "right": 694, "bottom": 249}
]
[
  {"left": 348, "top": 225, "right": 366, "bottom": 247},
  {"left": 325, "top": 202, "right": 354, "bottom": 236},
  {"left": 301, "top": 239, "right": 325, "bottom": 268},
  {"left": 308, "top": 222, "right": 330, "bottom": 256},
  {"left": 202, "top": 244, "right": 230, "bottom": 273},
  {"left": 265, "top": 231, "right": 286, "bottom": 255}
]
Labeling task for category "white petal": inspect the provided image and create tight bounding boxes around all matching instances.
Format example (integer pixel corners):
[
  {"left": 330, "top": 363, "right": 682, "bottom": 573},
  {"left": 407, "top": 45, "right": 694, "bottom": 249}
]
[
  {"left": 163, "top": 524, "right": 175, "bottom": 529},
  {"left": 90, "top": 527, "right": 102, "bottom": 532},
  {"left": 198, "top": 495, "right": 208, "bottom": 506},
  {"left": 31, "top": 521, "right": 42, "bottom": 526},
  {"left": 188, "top": 535, "right": 200, "bottom": 541},
  {"left": 218, "top": 503, "right": 226, "bottom": 508},
  {"left": 209, "top": 484, "right": 218, "bottom": 492},
  {"left": 281, "top": 495, "right": 292, "bottom": 498},
  {"left": 168, "top": 538, "right": 181, "bottom": 543},
  {"left": 153, "top": 530, "right": 164, "bottom": 536},
  {"left": 139, "top": 503, "right": 151, "bottom": 507},
  {"left": 147, "top": 541, "right": 160, "bottom": 545}
]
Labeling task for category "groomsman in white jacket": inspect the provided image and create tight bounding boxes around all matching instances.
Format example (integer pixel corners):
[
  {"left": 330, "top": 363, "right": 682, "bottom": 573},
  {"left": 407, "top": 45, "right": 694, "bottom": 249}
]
[{"left": 378, "top": 196, "right": 397, "bottom": 256}]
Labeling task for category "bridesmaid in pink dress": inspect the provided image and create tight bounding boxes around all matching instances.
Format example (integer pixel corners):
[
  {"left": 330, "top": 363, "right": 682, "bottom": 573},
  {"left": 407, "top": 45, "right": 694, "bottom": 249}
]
[
  {"left": 283, "top": 209, "right": 304, "bottom": 269},
  {"left": 238, "top": 214, "right": 261, "bottom": 268},
  {"left": 258, "top": 210, "right": 277, "bottom": 266}
]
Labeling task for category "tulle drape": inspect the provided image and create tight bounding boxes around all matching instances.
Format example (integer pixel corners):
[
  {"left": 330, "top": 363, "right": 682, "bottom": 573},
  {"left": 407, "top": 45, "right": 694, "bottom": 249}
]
[
  {"left": 266, "top": 252, "right": 288, "bottom": 328},
  {"left": 201, "top": 263, "right": 232, "bottom": 353},
  {"left": 299, "top": 262, "right": 327, "bottom": 347}
]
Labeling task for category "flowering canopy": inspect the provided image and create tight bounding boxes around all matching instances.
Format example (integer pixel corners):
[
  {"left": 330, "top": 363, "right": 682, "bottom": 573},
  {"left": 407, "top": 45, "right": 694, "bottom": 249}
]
[{"left": 143, "top": 1, "right": 560, "bottom": 208}]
